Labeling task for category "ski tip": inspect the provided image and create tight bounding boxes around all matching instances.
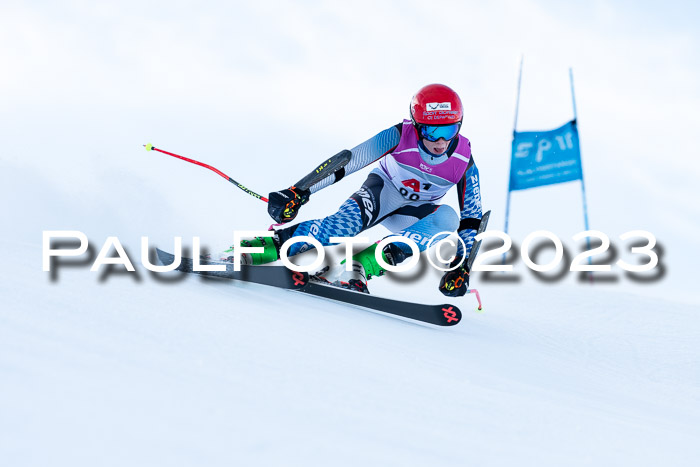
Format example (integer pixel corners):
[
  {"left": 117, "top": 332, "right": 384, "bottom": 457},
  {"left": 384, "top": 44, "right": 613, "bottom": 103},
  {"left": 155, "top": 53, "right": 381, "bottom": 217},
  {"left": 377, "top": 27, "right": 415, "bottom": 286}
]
[
  {"left": 144, "top": 143, "right": 154, "bottom": 151},
  {"left": 440, "top": 305, "right": 462, "bottom": 326},
  {"left": 154, "top": 248, "right": 171, "bottom": 265}
]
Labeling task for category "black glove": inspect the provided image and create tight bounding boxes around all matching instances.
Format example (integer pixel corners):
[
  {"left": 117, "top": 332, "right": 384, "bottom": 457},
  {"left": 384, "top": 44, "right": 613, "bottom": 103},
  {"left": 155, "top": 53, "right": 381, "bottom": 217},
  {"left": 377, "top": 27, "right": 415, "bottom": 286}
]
[
  {"left": 439, "top": 256, "right": 470, "bottom": 297},
  {"left": 267, "top": 186, "right": 310, "bottom": 223}
]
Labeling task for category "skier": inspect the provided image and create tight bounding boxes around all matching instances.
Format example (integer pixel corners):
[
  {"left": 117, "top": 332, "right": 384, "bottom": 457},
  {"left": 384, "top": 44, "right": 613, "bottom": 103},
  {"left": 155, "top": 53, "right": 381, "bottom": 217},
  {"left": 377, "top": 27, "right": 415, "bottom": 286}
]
[{"left": 230, "top": 83, "right": 483, "bottom": 297}]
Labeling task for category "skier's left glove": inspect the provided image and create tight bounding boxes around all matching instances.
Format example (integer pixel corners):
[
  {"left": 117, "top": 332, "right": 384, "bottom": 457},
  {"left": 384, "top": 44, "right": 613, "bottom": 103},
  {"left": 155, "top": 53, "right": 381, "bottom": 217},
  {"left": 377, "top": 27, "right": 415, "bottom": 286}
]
[
  {"left": 439, "top": 256, "right": 470, "bottom": 297},
  {"left": 267, "top": 186, "right": 311, "bottom": 223}
]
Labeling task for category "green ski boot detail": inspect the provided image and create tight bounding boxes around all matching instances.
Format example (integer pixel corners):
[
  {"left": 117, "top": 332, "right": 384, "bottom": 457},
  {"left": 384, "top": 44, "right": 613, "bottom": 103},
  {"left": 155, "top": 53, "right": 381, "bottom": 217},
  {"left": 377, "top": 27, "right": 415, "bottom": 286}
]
[
  {"left": 341, "top": 243, "right": 390, "bottom": 280},
  {"left": 225, "top": 236, "right": 280, "bottom": 265}
]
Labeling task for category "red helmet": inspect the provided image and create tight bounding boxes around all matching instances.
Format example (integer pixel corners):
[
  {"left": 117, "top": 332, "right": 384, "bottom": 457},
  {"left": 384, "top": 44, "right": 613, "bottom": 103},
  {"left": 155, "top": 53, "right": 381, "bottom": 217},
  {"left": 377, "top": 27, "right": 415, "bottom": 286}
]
[{"left": 410, "top": 84, "right": 463, "bottom": 126}]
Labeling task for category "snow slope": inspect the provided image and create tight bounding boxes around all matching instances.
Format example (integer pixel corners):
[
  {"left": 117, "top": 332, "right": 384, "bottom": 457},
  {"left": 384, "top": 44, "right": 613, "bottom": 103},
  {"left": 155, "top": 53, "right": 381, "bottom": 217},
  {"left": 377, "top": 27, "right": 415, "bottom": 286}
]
[
  {"left": 3, "top": 247, "right": 700, "bottom": 466},
  {"left": 2, "top": 169, "right": 699, "bottom": 466}
]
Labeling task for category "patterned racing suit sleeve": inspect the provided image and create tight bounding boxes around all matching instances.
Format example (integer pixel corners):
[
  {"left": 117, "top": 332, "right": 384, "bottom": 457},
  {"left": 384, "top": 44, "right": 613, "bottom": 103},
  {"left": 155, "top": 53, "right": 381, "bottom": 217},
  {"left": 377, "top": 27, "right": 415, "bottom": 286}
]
[
  {"left": 308, "top": 124, "right": 402, "bottom": 194},
  {"left": 455, "top": 158, "right": 483, "bottom": 260}
]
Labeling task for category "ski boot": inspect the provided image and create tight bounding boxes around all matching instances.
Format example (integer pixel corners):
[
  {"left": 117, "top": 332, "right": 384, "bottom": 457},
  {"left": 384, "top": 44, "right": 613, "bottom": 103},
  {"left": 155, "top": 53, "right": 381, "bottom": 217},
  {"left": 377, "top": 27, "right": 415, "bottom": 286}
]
[
  {"left": 310, "top": 266, "right": 334, "bottom": 284},
  {"left": 336, "top": 260, "right": 371, "bottom": 293},
  {"left": 310, "top": 263, "right": 369, "bottom": 293},
  {"left": 313, "top": 242, "right": 408, "bottom": 294},
  {"left": 219, "top": 233, "right": 281, "bottom": 265}
]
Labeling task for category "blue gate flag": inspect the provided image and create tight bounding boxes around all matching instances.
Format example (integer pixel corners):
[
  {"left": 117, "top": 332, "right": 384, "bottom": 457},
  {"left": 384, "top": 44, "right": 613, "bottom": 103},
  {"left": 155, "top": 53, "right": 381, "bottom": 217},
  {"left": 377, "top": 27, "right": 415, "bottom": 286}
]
[{"left": 509, "top": 120, "right": 582, "bottom": 191}]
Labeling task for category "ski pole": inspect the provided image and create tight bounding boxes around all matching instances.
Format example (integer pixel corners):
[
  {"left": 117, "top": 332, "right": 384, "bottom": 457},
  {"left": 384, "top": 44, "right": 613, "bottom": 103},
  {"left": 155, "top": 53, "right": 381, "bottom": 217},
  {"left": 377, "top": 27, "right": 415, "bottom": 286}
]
[
  {"left": 144, "top": 143, "right": 269, "bottom": 202},
  {"left": 468, "top": 289, "right": 484, "bottom": 313}
]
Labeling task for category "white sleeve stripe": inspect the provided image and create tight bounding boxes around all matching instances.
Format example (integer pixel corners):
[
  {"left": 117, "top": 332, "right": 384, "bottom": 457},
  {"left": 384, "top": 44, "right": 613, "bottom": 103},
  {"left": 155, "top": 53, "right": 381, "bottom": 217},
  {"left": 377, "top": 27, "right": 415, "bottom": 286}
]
[
  {"left": 397, "top": 147, "right": 470, "bottom": 162},
  {"left": 393, "top": 148, "right": 420, "bottom": 155},
  {"left": 451, "top": 152, "right": 470, "bottom": 163}
]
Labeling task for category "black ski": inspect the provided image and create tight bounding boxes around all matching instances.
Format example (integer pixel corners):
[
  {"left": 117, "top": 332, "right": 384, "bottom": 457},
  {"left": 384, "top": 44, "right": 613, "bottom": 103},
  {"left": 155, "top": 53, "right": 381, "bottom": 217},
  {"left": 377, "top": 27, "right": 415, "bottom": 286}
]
[
  {"left": 156, "top": 249, "right": 462, "bottom": 326},
  {"left": 299, "top": 281, "right": 463, "bottom": 326},
  {"left": 155, "top": 248, "right": 308, "bottom": 290}
]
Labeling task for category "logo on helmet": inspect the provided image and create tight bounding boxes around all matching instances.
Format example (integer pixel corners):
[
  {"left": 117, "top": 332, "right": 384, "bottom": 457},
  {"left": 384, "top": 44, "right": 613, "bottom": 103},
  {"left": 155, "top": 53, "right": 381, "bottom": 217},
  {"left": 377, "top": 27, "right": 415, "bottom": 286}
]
[{"left": 426, "top": 102, "right": 452, "bottom": 111}]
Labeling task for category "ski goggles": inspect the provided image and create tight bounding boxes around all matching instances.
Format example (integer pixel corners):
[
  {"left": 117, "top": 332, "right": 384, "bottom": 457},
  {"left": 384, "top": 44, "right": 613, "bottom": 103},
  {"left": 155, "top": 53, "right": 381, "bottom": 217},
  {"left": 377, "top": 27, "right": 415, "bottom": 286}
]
[{"left": 417, "top": 122, "right": 461, "bottom": 142}]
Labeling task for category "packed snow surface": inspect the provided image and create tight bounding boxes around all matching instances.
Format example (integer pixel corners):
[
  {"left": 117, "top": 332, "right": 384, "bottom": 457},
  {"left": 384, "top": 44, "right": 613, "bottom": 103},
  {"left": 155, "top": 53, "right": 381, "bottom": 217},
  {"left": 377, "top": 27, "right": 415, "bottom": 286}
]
[{"left": 2, "top": 233, "right": 699, "bottom": 466}]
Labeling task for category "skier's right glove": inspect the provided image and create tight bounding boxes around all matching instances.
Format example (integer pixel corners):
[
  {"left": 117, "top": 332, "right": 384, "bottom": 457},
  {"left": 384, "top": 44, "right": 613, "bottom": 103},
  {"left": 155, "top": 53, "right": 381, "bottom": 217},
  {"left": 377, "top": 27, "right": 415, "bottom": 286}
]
[
  {"left": 267, "top": 186, "right": 311, "bottom": 223},
  {"left": 439, "top": 256, "right": 470, "bottom": 297}
]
